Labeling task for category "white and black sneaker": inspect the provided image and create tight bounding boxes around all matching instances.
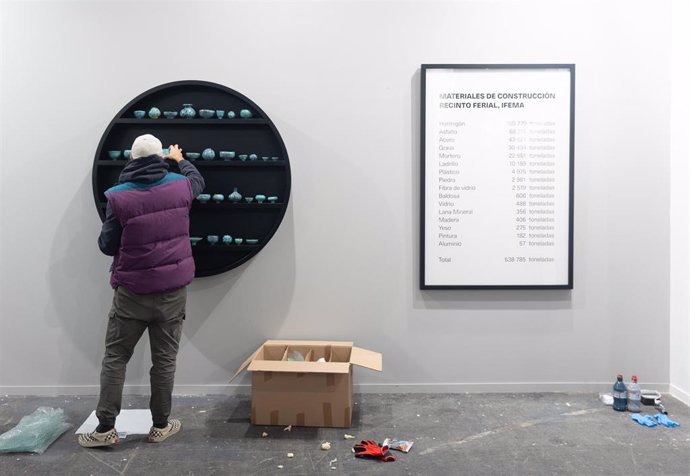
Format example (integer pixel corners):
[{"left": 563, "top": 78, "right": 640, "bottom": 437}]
[
  {"left": 78, "top": 428, "right": 119, "bottom": 448},
  {"left": 148, "top": 419, "right": 181, "bottom": 443}
]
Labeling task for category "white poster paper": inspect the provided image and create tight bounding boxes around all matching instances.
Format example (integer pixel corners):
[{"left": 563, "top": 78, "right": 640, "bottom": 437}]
[{"left": 422, "top": 65, "right": 574, "bottom": 288}]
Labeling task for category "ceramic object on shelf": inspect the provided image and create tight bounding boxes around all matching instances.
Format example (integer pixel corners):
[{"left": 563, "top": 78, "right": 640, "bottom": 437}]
[
  {"left": 199, "top": 109, "right": 215, "bottom": 119},
  {"left": 234, "top": 238, "right": 243, "bottom": 245},
  {"left": 246, "top": 239, "right": 259, "bottom": 245},
  {"left": 123, "top": 150, "right": 131, "bottom": 159},
  {"left": 261, "top": 156, "right": 269, "bottom": 161},
  {"left": 215, "top": 110, "right": 225, "bottom": 119},
  {"left": 196, "top": 194, "right": 211, "bottom": 203},
  {"left": 249, "top": 153, "right": 258, "bottom": 161},
  {"left": 180, "top": 103, "right": 196, "bottom": 118},
  {"left": 202, "top": 148, "right": 216, "bottom": 160},
  {"left": 219, "top": 151, "right": 235, "bottom": 160},
  {"left": 267, "top": 196, "right": 278, "bottom": 203},
  {"left": 238, "top": 154, "right": 248, "bottom": 161},
  {"left": 244, "top": 197, "right": 254, "bottom": 203},
  {"left": 271, "top": 156, "right": 279, "bottom": 161},
  {"left": 228, "top": 187, "right": 242, "bottom": 203},
  {"left": 207, "top": 235, "right": 219, "bottom": 245},
  {"left": 227, "top": 110, "right": 236, "bottom": 118},
  {"left": 133, "top": 110, "right": 146, "bottom": 118},
  {"left": 190, "top": 237, "right": 203, "bottom": 246},
  {"left": 240, "top": 109, "right": 252, "bottom": 119},
  {"left": 163, "top": 111, "right": 178, "bottom": 119},
  {"left": 148, "top": 107, "right": 161, "bottom": 119},
  {"left": 255, "top": 194, "right": 266, "bottom": 203},
  {"left": 108, "top": 150, "right": 121, "bottom": 159},
  {"left": 212, "top": 193, "right": 224, "bottom": 203},
  {"left": 185, "top": 152, "right": 200, "bottom": 160},
  {"left": 222, "top": 235, "right": 233, "bottom": 245}
]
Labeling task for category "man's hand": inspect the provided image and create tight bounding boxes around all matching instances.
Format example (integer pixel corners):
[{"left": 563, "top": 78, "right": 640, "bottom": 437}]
[{"left": 166, "top": 144, "right": 184, "bottom": 163}]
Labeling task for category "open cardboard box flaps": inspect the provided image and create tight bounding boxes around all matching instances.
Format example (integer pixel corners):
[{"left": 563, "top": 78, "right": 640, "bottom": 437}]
[{"left": 229, "top": 340, "right": 382, "bottom": 428}]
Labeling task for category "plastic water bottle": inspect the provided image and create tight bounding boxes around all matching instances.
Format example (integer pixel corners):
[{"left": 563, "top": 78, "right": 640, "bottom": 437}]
[
  {"left": 613, "top": 374, "right": 627, "bottom": 411},
  {"left": 627, "top": 375, "right": 641, "bottom": 413}
]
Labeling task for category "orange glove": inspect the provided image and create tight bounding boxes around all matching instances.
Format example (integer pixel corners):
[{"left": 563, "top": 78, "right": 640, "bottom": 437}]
[{"left": 353, "top": 440, "right": 396, "bottom": 462}]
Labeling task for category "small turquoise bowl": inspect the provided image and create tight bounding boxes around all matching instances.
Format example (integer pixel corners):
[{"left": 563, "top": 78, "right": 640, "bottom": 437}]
[
  {"left": 185, "top": 152, "right": 200, "bottom": 160},
  {"left": 216, "top": 110, "right": 225, "bottom": 119},
  {"left": 207, "top": 235, "right": 219, "bottom": 245},
  {"left": 190, "top": 237, "right": 203, "bottom": 246},
  {"left": 238, "top": 154, "right": 248, "bottom": 161},
  {"left": 108, "top": 150, "right": 121, "bottom": 159},
  {"left": 255, "top": 194, "right": 266, "bottom": 203},
  {"left": 133, "top": 110, "right": 146, "bottom": 118},
  {"left": 222, "top": 234, "right": 233, "bottom": 245},
  {"left": 196, "top": 194, "right": 211, "bottom": 203},
  {"left": 212, "top": 194, "right": 224, "bottom": 203},
  {"left": 219, "top": 151, "right": 235, "bottom": 160},
  {"left": 244, "top": 197, "right": 254, "bottom": 203},
  {"left": 163, "top": 111, "right": 178, "bottom": 119},
  {"left": 271, "top": 156, "right": 279, "bottom": 161},
  {"left": 240, "top": 109, "right": 252, "bottom": 119},
  {"left": 246, "top": 239, "right": 259, "bottom": 245},
  {"left": 249, "top": 153, "right": 258, "bottom": 161},
  {"left": 227, "top": 110, "right": 236, "bottom": 118},
  {"left": 261, "top": 156, "right": 269, "bottom": 161},
  {"left": 123, "top": 150, "right": 131, "bottom": 159},
  {"left": 267, "top": 196, "right": 278, "bottom": 203},
  {"left": 199, "top": 109, "right": 215, "bottom": 119},
  {"left": 234, "top": 238, "right": 243, "bottom": 245}
]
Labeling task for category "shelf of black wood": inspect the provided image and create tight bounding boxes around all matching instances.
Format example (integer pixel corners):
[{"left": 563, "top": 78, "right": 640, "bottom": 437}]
[
  {"left": 114, "top": 118, "right": 268, "bottom": 125},
  {"left": 92, "top": 80, "right": 291, "bottom": 277}
]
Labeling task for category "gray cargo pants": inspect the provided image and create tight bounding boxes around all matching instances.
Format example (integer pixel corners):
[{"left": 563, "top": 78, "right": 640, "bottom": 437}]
[{"left": 96, "top": 285, "right": 186, "bottom": 428}]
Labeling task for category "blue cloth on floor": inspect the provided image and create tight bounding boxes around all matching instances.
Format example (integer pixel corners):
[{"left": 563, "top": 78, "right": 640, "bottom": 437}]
[
  {"left": 631, "top": 414, "right": 657, "bottom": 427},
  {"left": 655, "top": 413, "right": 680, "bottom": 427}
]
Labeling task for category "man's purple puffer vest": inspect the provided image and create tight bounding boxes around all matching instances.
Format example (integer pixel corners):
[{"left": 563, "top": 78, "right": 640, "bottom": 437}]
[{"left": 104, "top": 172, "right": 195, "bottom": 294}]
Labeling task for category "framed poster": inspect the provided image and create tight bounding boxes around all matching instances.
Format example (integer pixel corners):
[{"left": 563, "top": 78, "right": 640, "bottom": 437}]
[{"left": 420, "top": 64, "right": 574, "bottom": 289}]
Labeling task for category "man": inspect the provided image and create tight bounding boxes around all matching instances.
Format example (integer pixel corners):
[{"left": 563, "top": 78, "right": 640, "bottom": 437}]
[{"left": 79, "top": 134, "right": 205, "bottom": 448}]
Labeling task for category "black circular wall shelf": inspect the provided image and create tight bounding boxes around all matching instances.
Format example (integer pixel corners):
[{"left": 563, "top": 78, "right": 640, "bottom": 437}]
[{"left": 92, "top": 80, "right": 291, "bottom": 277}]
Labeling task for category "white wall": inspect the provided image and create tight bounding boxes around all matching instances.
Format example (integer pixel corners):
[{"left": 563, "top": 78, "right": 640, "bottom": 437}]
[
  {"left": 670, "top": 0, "right": 690, "bottom": 405},
  {"left": 0, "top": 0, "right": 675, "bottom": 395}
]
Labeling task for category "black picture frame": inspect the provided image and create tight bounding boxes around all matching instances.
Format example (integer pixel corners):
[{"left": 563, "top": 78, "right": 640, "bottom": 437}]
[{"left": 420, "top": 64, "right": 575, "bottom": 290}]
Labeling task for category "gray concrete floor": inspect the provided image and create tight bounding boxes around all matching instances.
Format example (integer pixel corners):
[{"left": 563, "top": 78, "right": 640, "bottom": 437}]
[{"left": 0, "top": 393, "right": 689, "bottom": 475}]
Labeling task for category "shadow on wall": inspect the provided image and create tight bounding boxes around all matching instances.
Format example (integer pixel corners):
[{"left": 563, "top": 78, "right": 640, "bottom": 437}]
[
  {"left": 407, "top": 68, "right": 574, "bottom": 328},
  {"left": 48, "top": 169, "right": 297, "bottom": 385}
]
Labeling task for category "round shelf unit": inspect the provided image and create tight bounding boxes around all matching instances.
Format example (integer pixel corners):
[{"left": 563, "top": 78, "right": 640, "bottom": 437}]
[{"left": 92, "top": 80, "right": 291, "bottom": 277}]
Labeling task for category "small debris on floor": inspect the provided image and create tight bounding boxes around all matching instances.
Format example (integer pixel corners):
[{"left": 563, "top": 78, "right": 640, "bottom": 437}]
[
  {"left": 277, "top": 465, "right": 283, "bottom": 469},
  {"left": 566, "top": 402, "right": 571, "bottom": 407},
  {"left": 287, "top": 452, "right": 294, "bottom": 458},
  {"left": 344, "top": 434, "right": 355, "bottom": 439},
  {"left": 261, "top": 432, "right": 268, "bottom": 438},
  {"left": 320, "top": 441, "right": 331, "bottom": 450},
  {"left": 329, "top": 457, "right": 338, "bottom": 469},
  {"left": 283, "top": 425, "right": 292, "bottom": 432},
  {"left": 198, "top": 410, "right": 206, "bottom": 413}
]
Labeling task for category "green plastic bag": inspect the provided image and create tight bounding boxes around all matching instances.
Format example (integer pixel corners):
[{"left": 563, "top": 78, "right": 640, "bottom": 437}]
[{"left": 0, "top": 407, "right": 71, "bottom": 454}]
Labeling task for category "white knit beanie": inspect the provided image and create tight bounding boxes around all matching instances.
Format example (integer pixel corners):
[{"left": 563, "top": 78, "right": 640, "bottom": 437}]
[{"left": 130, "top": 134, "right": 163, "bottom": 159}]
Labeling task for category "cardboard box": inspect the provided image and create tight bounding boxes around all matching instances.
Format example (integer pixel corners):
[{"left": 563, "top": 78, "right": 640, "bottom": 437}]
[{"left": 230, "top": 340, "right": 382, "bottom": 428}]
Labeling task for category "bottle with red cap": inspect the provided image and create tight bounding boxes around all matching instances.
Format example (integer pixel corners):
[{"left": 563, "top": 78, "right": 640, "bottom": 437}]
[
  {"left": 612, "top": 375, "right": 627, "bottom": 411},
  {"left": 627, "top": 375, "right": 641, "bottom": 413}
]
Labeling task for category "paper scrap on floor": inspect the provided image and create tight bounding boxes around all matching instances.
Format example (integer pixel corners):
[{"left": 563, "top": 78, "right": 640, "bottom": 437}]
[{"left": 75, "top": 410, "right": 153, "bottom": 437}]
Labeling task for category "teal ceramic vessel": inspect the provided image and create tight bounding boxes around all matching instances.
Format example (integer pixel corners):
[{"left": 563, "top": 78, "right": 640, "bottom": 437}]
[
  {"left": 249, "top": 153, "right": 258, "bottom": 161},
  {"left": 148, "top": 107, "right": 161, "bottom": 119},
  {"left": 244, "top": 197, "right": 254, "bottom": 203},
  {"left": 271, "top": 156, "right": 279, "bottom": 161},
  {"left": 228, "top": 188, "right": 242, "bottom": 203},
  {"left": 227, "top": 110, "right": 236, "bottom": 118},
  {"left": 240, "top": 109, "right": 252, "bottom": 118},
  {"left": 222, "top": 235, "right": 233, "bottom": 245},
  {"left": 234, "top": 238, "right": 243, "bottom": 245},
  {"left": 163, "top": 111, "right": 178, "bottom": 119},
  {"left": 190, "top": 237, "right": 203, "bottom": 246},
  {"left": 196, "top": 194, "right": 211, "bottom": 203},
  {"left": 216, "top": 110, "right": 225, "bottom": 119},
  {"left": 123, "top": 150, "right": 131, "bottom": 159},
  {"left": 255, "top": 194, "right": 266, "bottom": 203},
  {"left": 267, "top": 196, "right": 278, "bottom": 203},
  {"left": 133, "top": 110, "right": 146, "bottom": 118},
  {"left": 238, "top": 154, "right": 248, "bottom": 161},
  {"left": 199, "top": 109, "right": 214, "bottom": 119},
  {"left": 185, "top": 152, "right": 200, "bottom": 160},
  {"left": 207, "top": 235, "right": 219, "bottom": 245},
  {"left": 202, "top": 148, "right": 216, "bottom": 160},
  {"left": 246, "top": 239, "right": 259, "bottom": 245},
  {"left": 108, "top": 150, "right": 121, "bottom": 159},
  {"left": 180, "top": 103, "right": 196, "bottom": 118},
  {"left": 219, "top": 151, "right": 235, "bottom": 160},
  {"left": 212, "top": 194, "right": 224, "bottom": 203}
]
